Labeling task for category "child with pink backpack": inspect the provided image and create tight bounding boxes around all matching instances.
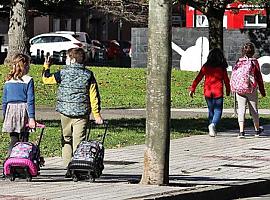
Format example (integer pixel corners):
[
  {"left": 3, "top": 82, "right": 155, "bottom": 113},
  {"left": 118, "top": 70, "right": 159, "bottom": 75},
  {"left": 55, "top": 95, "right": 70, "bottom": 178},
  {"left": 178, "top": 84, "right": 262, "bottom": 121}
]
[
  {"left": 2, "top": 54, "right": 36, "bottom": 154},
  {"left": 230, "top": 42, "right": 266, "bottom": 138}
]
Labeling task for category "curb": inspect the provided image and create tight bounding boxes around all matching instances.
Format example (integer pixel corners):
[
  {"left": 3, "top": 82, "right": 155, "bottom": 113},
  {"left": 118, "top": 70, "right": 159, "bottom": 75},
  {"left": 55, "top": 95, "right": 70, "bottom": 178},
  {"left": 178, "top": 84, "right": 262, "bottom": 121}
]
[{"left": 136, "top": 179, "right": 270, "bottom": 200}]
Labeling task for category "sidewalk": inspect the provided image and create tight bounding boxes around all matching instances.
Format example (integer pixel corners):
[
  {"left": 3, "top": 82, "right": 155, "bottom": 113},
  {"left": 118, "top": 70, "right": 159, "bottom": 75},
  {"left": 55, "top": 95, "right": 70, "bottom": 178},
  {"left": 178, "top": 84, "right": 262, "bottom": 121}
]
[
  {"left": 1, "top": 109, "right": 270, "bottom": 199},
  {"left": 1, "top": 107, "right": 270, "bottom": 120}
]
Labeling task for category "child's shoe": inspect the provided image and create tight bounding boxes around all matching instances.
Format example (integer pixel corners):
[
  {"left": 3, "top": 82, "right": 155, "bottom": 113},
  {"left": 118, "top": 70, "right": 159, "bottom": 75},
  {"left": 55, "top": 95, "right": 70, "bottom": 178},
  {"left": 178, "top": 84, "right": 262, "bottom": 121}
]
[
  {"left": 238, "top": 132, "right": 245, "bottom": 139},
  {"left": 255, "top": 126, "right": 264, "bottom": 137},
  {"left": 208, "top": 123, "right": 216, "bottom": 137}
]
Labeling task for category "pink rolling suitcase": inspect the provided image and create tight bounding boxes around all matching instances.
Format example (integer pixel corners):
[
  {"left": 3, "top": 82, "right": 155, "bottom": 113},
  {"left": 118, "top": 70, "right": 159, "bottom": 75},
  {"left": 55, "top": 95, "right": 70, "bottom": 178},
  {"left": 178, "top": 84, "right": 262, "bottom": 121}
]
[{"left": 3, "top": 123, "right": 45, "bottom": 181}]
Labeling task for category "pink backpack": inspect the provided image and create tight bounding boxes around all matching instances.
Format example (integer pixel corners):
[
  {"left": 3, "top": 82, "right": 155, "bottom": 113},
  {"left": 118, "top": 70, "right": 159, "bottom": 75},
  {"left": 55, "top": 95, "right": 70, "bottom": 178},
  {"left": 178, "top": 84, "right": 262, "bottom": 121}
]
[
  {"left": 230, "top": 57, "right": 257, "bottom": 94},
  {"left": 9, "top": 142, "right": 38, "bottom": 160},
  {"left": 4, "top": 142, "right": 39, "bottom": 176}
]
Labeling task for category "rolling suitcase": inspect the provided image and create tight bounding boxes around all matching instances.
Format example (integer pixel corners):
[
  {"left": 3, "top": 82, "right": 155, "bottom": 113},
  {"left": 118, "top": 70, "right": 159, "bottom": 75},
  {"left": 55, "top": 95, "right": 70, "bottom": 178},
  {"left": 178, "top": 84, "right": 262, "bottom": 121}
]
[
  {"left": 3, "top": 123, "right": 45, "bottom": 181},
  {"left": 67, "top": 120, "right": 108, "bottom": 182}
]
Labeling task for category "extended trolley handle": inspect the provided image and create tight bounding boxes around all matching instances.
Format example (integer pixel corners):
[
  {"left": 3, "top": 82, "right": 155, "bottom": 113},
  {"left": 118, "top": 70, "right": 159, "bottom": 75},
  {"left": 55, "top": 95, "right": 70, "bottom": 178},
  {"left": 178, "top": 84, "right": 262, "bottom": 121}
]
[
  {"left": 26, "top": 122, "right": 46, "bottom": 148},
  {"left": 87, "top": 120, "right": 108, "bottom": 145}
]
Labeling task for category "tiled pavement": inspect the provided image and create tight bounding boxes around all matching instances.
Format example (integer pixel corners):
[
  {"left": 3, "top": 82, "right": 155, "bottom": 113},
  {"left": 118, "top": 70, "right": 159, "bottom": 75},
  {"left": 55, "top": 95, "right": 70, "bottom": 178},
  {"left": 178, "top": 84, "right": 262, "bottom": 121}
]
[{"left": 2, "top": 125, "right": 270, "bottom": 199}]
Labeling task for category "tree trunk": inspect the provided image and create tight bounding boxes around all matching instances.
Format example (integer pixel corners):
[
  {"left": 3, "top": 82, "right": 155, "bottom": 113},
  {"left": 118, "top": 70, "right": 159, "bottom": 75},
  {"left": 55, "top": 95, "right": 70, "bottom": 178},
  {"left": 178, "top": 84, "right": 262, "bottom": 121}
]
[
  {"left": 207, "top": 13, "right": 224, "bottom": 50},
  {"left": 5, "top": 0, "right": 29, "bottom": 64},
  {"left": 140, "top": 0, "right": 172, "bottom": 185},
  {"left": 266, "top": 2, "right": 270, "bottom": 29}
]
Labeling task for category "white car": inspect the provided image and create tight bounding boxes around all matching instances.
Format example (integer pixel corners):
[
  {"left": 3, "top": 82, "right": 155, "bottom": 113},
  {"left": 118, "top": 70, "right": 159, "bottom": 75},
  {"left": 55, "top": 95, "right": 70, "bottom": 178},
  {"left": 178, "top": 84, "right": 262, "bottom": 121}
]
[
  {"left": 29, "top": 32, "right": 92, "bottom": 63},
  {"left": 55, "top": 31, "right": 92, "bottom": 56}
]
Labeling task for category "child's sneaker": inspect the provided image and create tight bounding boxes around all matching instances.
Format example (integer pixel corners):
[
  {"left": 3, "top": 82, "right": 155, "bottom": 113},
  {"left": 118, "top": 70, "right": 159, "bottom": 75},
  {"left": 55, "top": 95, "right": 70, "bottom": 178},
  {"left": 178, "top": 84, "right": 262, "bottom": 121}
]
[
  {"left": 238, "top": 132, "right": 245, "bottom": 138},
  {"left": 208, "top": 123, "right": 216, "bottom": 137},
  {"left": 255, "top": 126, "right": 264, "bottom": 137}
]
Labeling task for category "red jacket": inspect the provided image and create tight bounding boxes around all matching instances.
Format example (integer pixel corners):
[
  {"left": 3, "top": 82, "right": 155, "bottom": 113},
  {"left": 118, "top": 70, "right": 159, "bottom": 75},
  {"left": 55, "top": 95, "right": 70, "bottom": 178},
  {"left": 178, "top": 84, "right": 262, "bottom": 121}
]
[{"left": 190, "top": 65, "right": 230, "bottom": 98}]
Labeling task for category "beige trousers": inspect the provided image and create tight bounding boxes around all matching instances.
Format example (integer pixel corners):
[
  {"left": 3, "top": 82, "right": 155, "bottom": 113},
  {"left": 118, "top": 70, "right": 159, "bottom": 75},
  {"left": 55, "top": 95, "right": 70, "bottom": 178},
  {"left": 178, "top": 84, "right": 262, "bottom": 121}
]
[
  {"left": 236, "top": 90, "right": 259, "bottom": 124},
  {"left": 60, "top": 114, "right": 88, "bottom": 167}
]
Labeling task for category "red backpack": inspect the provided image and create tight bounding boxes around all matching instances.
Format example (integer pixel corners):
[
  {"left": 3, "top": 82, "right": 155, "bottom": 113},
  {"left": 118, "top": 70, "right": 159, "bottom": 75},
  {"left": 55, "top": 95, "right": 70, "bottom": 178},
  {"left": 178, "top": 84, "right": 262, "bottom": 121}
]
[{"left": 230, "top": 57, "right": 257, "bottom": 94}]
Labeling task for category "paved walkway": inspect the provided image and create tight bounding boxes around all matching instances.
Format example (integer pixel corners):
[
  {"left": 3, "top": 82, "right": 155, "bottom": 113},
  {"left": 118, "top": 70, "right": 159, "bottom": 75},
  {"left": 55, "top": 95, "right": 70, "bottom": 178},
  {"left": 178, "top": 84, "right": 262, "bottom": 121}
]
[
  {"left": 1, "top": 107, "right": 270, "bottom": 120},
  {"left": 1, "top": 108, "right": 270, "bottom": 199}
]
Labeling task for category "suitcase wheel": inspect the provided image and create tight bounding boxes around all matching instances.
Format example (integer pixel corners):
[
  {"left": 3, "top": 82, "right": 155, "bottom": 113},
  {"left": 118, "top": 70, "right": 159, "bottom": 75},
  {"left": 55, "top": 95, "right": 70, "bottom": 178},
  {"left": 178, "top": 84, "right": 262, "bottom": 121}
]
[
  {"left": 72, "top": 174, "right": 78, "bottom": 182},
  {"left": 87, "top": 171, "right": 95, "bottom": 182},
  {"left": 26, "top": 175, "right": 32, "bottom": 182},
  {"left": 88, "top": 176, "right": 95, "bottom": 183},
  {"left": 9, "top": 175, "right": 15, "bottom": 181}
]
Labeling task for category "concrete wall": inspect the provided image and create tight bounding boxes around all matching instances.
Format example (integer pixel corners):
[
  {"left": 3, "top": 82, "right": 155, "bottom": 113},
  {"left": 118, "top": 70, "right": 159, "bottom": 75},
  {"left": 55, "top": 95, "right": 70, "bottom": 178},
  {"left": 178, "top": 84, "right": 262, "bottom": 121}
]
[{"left": 131, "top": 28, "right": 270, "bottom": 73}]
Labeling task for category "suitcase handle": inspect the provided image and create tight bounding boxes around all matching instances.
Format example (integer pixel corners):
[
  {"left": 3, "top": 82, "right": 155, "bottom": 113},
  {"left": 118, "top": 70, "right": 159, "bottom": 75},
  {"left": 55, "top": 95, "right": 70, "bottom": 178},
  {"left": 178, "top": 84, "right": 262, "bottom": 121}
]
[
  {"left": 87, "top": 120, "right": 108, "bottom": 145},
  {"left": 26, "top": 122, "right": 45, "bottom": 148}
]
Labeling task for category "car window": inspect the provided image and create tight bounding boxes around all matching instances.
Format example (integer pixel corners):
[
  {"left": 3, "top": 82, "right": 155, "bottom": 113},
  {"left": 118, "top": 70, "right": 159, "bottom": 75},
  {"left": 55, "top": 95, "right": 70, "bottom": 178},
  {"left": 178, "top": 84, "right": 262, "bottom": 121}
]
[
  {"left": 61, "top": 37, "right": 71, "bottom": 42},
  {"left": 31, "top": 36, "right": 51, "bottom": 44},
  {"left": 31, "top": 36, "right": 71, "bottom": 44},
  {"left": 72, "top": 34, "right": 85, "bottom": 43},
  {"left": 86, "top": 35, "right": 91, "bottom": 44},
  {"left": 52, "top": 36, "right": 70, "bottom": 42}
]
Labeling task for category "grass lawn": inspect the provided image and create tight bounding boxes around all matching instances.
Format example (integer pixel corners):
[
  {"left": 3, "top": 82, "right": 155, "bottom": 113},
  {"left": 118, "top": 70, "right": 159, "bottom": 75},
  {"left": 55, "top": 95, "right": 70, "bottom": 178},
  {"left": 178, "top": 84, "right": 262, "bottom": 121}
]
[{"left": 1, "top": 64, "right": 270, "bottom": 109}]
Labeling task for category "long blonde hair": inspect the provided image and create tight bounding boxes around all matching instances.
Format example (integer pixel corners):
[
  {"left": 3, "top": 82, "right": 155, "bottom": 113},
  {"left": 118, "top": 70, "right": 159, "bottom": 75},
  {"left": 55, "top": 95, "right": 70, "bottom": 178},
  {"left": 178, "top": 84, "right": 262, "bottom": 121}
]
[{"left": 6, "top": 54, "right": 30, "bottom": 81}]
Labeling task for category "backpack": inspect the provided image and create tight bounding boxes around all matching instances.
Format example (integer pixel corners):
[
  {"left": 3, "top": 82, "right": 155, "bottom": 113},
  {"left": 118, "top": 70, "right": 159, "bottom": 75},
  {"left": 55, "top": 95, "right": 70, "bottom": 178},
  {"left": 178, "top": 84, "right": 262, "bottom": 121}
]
[
  {"left": 230, "top": 57, "right": 257, "bottom": 94},
  {"left": 9, "top": 142, "right": 38, "bottom": 161}
]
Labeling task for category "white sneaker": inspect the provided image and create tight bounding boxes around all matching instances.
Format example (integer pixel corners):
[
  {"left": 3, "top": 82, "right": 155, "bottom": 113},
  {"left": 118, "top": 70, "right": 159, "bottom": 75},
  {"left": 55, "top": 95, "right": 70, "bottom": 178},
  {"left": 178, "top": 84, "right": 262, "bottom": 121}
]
[{"left": 208, "top": 123, "right": 216, "bottom": 137}]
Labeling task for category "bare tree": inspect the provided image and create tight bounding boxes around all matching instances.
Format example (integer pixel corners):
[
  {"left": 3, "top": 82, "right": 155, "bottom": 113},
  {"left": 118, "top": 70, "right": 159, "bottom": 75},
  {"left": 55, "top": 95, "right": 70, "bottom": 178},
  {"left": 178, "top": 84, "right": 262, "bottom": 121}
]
[
  {"left": 140, "top": 0, "right": 172, "bottom": 185},
  {"left": 87, "top": 0, "right": 148, "bottom": 25}
]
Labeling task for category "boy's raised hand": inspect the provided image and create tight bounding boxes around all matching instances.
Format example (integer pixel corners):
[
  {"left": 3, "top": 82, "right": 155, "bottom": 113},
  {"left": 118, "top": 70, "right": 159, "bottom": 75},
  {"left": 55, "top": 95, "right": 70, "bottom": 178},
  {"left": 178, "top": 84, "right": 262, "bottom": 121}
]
[{"left": 44, "top": 55, "right": 52, "bottom": 66}]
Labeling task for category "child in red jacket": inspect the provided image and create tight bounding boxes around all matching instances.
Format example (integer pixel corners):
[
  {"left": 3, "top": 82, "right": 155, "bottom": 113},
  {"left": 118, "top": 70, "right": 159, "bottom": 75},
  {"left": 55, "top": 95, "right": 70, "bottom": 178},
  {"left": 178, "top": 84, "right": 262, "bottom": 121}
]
[{"left": 189, "top": 48, "right": 230, "bottom": 137}]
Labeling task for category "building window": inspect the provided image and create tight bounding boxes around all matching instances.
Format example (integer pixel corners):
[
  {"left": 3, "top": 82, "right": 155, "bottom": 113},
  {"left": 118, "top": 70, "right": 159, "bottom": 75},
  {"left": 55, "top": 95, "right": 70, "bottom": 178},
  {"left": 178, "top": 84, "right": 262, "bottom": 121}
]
[
  {"left": 53, "top": 18, "right": 60, "bottom": 32},
  {"left": 195, "top": 15, "right": 227, "bottom": 28},
  {"left": 258, "top": 15, "right": 266, "bottom": 23},
  {"left": 244, "top": 15, "right": 256, "bottom": 24},
  {"left": 244, "top": 15, "right": 266, "bottom": 28}
]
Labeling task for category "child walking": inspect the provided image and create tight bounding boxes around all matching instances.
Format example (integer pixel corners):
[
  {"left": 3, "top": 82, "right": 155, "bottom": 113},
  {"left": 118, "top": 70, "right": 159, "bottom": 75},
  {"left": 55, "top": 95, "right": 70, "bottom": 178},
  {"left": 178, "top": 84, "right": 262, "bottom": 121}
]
[
  {"left": 42, "top": 48, "right": 103, "bottom": 171},
  {"left": 189, "top": 48, "right": 230, "bottom": 137},
  {"left": 231, "top": 42, "right": 266, "bottom": 138},
  {"left": 2, "top": 53, "right": 36, "bottom": 155}
]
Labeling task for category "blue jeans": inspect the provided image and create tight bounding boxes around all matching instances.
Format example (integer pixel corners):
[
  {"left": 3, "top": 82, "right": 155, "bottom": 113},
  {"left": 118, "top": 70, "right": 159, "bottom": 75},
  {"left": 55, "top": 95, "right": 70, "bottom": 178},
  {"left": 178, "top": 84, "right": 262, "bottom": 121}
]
[{"left": 205, "top": 97, "right": 223, "bottom": 126}]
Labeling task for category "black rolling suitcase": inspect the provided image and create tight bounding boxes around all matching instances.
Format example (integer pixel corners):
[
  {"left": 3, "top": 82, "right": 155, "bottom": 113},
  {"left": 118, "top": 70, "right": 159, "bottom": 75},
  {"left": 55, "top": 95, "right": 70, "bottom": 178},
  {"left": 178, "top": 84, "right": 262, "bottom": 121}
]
[{"left": 67, "top": 120, "right": 108, "bottom": 182}]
